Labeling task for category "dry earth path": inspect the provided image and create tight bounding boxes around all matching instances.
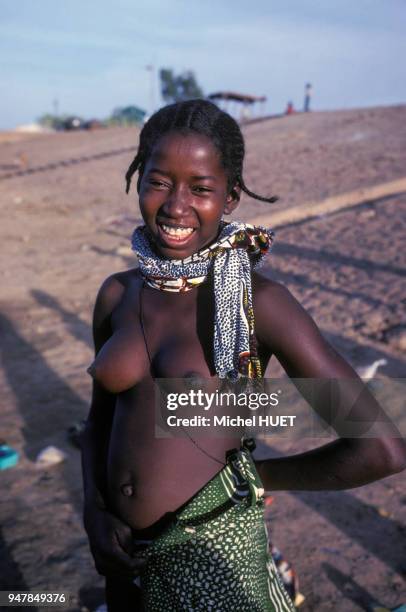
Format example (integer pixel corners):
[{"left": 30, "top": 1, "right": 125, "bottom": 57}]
[{"left": 1, "top": 106, "right": 405, "bottom": 611}]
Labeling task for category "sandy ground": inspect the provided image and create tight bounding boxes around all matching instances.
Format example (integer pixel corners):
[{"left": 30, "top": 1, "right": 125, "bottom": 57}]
[{"left": 1, "top": 105, "right": 405, "bottom": 612}]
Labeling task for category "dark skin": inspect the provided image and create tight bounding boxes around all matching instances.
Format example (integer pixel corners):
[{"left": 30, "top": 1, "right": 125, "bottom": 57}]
[{"left": 81, "top": 132, "right": 406, "bottom": 580}]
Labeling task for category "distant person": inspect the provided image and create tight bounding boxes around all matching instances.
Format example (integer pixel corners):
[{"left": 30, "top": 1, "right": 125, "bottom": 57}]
[
  {"left": 304, "top": 83, "right": 312, "bottom": 112},
  {"left": 285, "top": 101, "right": 295, "bottom": 115}
]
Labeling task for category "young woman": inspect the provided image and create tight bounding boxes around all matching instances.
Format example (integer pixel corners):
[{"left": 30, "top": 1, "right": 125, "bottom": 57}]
[{"left": 81, "top": 99, "right": 406, "bottom": 611}]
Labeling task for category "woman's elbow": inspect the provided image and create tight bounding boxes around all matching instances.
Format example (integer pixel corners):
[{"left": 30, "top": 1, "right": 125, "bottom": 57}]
[
  {"left": 347, "top": 437, "right": 406, "bottom": 483},
  {"left": 374, "top": 437, "right": 406, "bottom": 477}
]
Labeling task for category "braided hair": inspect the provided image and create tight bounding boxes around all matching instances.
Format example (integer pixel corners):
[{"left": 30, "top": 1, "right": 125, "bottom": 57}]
[{"left": 125, "top": 99, "right": 278, "bottom": 203}]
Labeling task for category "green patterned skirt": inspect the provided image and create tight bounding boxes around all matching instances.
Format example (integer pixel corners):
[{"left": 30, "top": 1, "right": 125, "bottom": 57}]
[{"left": 136, "top": 440, "right": 295, "bottom": 611}]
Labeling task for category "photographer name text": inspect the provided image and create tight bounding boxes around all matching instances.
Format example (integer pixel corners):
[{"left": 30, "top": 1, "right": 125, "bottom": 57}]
[{"left": 166, "top": 414, "right": 296, "bottom": 427}]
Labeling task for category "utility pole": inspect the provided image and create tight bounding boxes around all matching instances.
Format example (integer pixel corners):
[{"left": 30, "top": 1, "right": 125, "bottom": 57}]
[{"left": 145, "top": 65, "right": 155, "bottom": 115}]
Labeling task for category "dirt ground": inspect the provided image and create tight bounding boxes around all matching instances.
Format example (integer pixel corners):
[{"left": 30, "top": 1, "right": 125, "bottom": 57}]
[{"left": 1, "top": 105, "right": 405, "bottom": 612}]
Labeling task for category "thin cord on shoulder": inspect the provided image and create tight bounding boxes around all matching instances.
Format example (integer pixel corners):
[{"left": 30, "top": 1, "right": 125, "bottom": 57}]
[
  {"left": 139, "top": 281, "right": 225, "bottom": 467},
  {"left": 139, "top": 279, "right": 154, "bottom": 370}
]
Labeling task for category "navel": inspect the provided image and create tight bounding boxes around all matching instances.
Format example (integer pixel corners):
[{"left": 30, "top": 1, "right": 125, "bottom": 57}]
[{"left": 120, "top": 483, "right": 135, "bottom": 497}]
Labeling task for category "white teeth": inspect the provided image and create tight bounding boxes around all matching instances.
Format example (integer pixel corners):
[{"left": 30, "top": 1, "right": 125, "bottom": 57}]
[{"left": 161, "top": 224, "right": 194, "bottom": 238}]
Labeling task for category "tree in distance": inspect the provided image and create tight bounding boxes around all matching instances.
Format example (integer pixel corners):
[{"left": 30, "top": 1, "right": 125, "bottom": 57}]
[{"left": 160, "top": 69, "right": 204, "bottom": 104}]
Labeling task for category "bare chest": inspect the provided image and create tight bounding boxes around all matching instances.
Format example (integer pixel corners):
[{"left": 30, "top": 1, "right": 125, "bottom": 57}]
[{"left": 112, "top": 282, "right": 216, "bottom": 379}]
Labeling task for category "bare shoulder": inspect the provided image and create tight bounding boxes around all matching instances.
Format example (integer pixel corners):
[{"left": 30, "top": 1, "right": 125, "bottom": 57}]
[
  {"left": 252, "top": 271, "right": 348, "bottom": 377},
  {"left": 252, "top": 270, "right": 312, "bottom": 333},
  {"left": 252, "top": 271, "right": 295, "bottom": 301},
  {"left": 93, "top": 268, "right": 141, "bottom": 332}
]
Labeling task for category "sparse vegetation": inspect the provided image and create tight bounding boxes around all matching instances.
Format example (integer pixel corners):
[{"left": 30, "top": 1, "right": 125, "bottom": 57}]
[{"left": 160, "top": 69, "right": 204, "bottom": 104}]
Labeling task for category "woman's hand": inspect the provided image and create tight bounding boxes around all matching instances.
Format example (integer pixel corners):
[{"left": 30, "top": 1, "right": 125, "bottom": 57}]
[{"left": 83, "top": 502, "right": 146, "bottom": 579}]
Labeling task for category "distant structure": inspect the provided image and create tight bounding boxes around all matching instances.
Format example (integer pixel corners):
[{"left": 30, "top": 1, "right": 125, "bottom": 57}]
[
  {"left": 111, "top": 105, "right": 147, "bottom": 125},
  {"left": 208, "top": 91, "right": 267, "bottom": 123},
  {"left": 304, "top": 83, "right": 313, "bottom": 112}
]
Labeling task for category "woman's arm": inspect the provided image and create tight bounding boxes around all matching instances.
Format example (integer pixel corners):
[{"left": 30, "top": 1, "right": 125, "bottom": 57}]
[
  {"left": 256, "top": 438, "right": 404, "bottom": 491},
  {"left": 82, "top": 381, "right": 144, "bottom": 578},
  {"left": 253, "top": 276, "right": 406, "bottom": 491},
  {"left": 81, "top": 274, "right": 124, "bottom": 508},
  {"left": 81, "top": 274, "right": 144, "bottom": 577},
  {"left": 81, "top": 381, "right": 115, "bottom": 510}
]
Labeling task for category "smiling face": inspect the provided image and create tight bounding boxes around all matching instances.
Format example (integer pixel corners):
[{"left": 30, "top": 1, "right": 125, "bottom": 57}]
[{"left": 138, "top": 131, "right": 240, "bottom": 259}]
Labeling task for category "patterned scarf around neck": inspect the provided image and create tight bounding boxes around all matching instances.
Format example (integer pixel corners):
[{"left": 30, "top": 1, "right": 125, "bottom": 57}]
[{"left": 131, "top": 221, "right": 274, "bottom": 379}]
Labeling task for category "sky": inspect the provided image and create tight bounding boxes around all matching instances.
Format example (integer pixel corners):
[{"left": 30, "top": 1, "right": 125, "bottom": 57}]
[{"left": 1, "top": 0, "right": 405, "bottom": 129}]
